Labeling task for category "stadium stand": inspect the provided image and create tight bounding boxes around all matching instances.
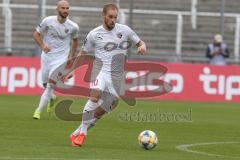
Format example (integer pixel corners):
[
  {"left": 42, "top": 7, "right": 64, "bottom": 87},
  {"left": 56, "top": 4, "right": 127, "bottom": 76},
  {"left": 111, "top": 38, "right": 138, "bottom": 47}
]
[
  {"left": 0, "top": 8, "right": 4, "bottom": 52},
  {"left": 0, "top": 0, "right": 239, "bottom": 63}
]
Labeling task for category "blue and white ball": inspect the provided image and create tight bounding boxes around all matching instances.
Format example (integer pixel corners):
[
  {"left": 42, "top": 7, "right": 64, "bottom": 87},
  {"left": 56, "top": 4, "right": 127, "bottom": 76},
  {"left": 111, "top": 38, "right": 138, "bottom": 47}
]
[{"left": 138, "top": 130, "right": 158, "bottom": 150}]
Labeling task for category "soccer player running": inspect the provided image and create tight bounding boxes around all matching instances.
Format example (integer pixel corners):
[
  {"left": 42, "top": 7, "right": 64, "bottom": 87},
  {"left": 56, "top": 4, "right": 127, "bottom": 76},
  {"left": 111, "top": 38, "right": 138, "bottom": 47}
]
[
  {"left": 33, "top": 0, "right": 79, "bottom": 119},
  {"left": 70, "top": 3, "right": 146, "bottom": 146}
]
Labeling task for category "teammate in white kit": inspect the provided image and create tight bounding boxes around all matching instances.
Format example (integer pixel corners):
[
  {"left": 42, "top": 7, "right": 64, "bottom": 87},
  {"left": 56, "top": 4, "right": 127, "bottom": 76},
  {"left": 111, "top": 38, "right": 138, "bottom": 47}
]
[
  {"left": 70, "top": 3, "right": 146, "bottom": 146},
  {"left": 33, "top": 0, "right": 79, "bottom": 119}
]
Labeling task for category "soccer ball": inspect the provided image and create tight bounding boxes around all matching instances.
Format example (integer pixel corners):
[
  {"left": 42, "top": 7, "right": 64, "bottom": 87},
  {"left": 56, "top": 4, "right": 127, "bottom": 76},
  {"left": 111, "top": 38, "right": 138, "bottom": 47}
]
[{"left": 138, "top": 130, "right": 158, "bottom": 150}]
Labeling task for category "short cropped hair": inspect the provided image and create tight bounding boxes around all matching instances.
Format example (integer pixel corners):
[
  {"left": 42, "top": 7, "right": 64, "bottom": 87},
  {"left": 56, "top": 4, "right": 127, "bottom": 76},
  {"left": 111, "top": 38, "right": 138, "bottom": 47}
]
[{"left": 102, "top": 3, "right": 119, "bottom": 15}]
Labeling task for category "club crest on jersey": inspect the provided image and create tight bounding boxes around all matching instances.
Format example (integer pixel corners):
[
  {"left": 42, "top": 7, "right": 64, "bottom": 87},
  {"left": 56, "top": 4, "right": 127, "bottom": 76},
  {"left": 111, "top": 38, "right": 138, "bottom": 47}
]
[
  {"left": 65, "top": 29, "right": 69, "bottom": 34},
  {"left": 117, "top": 33, "right": 122, "bottom": 39},
  {"left": 95, "top": 33, "right": 103, "bottom": 40}
]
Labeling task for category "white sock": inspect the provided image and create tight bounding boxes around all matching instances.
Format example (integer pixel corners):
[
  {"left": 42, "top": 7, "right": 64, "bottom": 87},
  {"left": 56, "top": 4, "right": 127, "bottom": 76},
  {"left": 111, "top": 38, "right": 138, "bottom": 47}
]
[
  {"left": 78, "top": 100, "right": 99, "bottom": 135},
  {"left": 35, "top": 84, "right": 53, "bottom": 113},
  {"left": 72, "top": 118, "right": 99, "bottom": 136},
  {"left": 80, "top": 123, "right": 89, "bottom": 136},
  {"left": 72, "top": 124, "right": 82, "bottom": 136}
]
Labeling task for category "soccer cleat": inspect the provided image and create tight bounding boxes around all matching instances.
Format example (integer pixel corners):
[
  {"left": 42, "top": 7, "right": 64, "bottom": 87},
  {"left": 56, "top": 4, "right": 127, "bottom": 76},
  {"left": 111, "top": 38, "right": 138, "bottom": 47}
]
[
  {"left": 73, "top": 133, "right": 86, "bottom": 147},
  {"left": 33, "top": 111, "right": 41, "bottom": 120},
  {"left": 46, "top": 95, "right": 57, "bottom": 113},
  {"left": 70, "top": 134, "right": 79, "bottom": 147}
]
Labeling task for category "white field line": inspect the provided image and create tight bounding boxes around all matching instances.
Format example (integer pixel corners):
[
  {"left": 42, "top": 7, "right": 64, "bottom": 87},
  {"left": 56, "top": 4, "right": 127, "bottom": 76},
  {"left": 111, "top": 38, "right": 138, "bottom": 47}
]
[
  {"left": 0, "top": 158, "right": 119, "bottom": 160},
  {"left": 176, "top": 141, "right": 240, "bottom": 158}
]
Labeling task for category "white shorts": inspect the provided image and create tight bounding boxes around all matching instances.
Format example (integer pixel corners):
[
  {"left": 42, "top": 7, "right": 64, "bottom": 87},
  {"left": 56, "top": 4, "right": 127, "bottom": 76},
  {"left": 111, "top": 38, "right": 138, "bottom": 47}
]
[
  {"left": 41, "top": 53, "right": 68, "bottom": 84},
  {"left": 90, "top": 71, "right": 123, "bottom": 112},
  {"left": 90, "top": 71, "right": 122, "bottom": 97}
]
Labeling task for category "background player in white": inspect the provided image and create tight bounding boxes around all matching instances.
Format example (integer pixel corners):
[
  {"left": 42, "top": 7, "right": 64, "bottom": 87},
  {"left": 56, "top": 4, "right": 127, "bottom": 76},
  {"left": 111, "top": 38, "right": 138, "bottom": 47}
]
[
  {"left": 70, "top": 3, "right": 146, "bottom": 146},
  {"left": 33, "top": 0, "right": 79, "bottom": 119}
]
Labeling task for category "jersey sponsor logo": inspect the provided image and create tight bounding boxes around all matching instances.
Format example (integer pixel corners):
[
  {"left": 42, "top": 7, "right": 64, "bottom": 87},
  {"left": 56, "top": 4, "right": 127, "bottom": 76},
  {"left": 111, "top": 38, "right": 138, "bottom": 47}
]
[
  {"left": 119, "top": 41, "right": 132, "bottom": 50},
  {"left": 104, "top": 41, "right": 132, "bottom": 51},
  {"left": 104, "top": 42, "right": 118, "bottom": 51}
]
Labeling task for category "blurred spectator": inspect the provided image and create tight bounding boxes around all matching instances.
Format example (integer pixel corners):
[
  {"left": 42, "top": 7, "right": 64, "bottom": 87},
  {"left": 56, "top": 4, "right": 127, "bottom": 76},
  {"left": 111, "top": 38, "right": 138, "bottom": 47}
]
[{"left": 206, "top": 34, "right": 230, "bottom": 65}]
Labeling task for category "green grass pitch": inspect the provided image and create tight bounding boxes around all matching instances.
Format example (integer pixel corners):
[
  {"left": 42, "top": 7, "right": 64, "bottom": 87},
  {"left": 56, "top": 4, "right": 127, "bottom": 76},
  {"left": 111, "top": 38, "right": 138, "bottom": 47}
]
[{"left": 0, "top": 95, "right": 240, "bottom": 160}]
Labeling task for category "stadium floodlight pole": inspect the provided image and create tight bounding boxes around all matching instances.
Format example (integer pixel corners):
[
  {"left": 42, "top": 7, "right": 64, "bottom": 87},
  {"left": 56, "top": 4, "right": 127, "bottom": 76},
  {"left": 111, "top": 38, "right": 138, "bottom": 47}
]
[
  {"left": 36, "top": 0, "right": 46, "bottom": 56},
  {"left": 37, "top": 0, "right": 46, "bottom": 23},
  {"left": 116, "top": 0, "right": 126, "bottom": 24},
  {"left": 41, "top": 0, "right": 46, "bottom": 20},
  {"left": 234, "top": 16, "right": 240, "bottom": 62},
  {"left": 128, "top": 0, "right": 134, "bottom": 28},
  {"left": 37, "top": 0, "right": 42, "bottom": 23},
  {"left": 191, "top": 0, "right": 198, "bottom": 29},
  {"left": 116, "top": 0, "right": 120, "bottom": 8},
  {"left": 128, "top": 0, "right": 134, "bottom": 56},
  {"left": 36, "top": 0, "right": 42, "bottom": 56},
  {"left": 176, "top": 13, "right": 183, "bottom": 61},
  {"left": 2, "top": 0, "right": 12, "bottom": 54},
  {"left": 220, "top": 0, "right": 225, "bottom": 38}
]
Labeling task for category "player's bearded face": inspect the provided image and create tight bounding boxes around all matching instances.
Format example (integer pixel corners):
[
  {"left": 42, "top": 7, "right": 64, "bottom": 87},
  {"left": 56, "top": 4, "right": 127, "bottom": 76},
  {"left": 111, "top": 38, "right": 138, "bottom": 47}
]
[
  {"left": 58, "top": 6, "right": 69, "bottom": 18},
  {"left": 104, "top": 9, "right": 118, "bottom": 30}
]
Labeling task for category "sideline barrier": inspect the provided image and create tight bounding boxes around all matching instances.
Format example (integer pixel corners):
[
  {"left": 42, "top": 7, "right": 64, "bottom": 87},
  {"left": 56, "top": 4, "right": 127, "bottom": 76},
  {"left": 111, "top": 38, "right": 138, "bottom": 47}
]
[{"left": 0, "top": 56, "right": 239, "bottom": 103}]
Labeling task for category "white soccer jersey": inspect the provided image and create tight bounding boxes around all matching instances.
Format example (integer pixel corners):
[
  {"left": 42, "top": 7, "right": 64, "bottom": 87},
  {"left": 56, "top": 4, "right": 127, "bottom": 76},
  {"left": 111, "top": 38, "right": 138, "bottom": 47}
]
[
  {"left": 82, "top": 23, "right": 140, "bottom": 73},
  {"left": 36, "top": 16, "right": 79, "bottom": 60},
  {"left": 36, "top": 16, "right": 79, "bottom": 84}
]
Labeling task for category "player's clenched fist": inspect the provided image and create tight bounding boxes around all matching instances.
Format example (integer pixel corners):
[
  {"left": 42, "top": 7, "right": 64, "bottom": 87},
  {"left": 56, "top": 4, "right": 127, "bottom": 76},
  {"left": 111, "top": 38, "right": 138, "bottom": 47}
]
[
  {"left": 41, "top": 44, "right": 50, "bottom": 53},
  {"left": 137, "top": 41, "right": 147, "bottom": 55}
]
